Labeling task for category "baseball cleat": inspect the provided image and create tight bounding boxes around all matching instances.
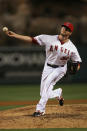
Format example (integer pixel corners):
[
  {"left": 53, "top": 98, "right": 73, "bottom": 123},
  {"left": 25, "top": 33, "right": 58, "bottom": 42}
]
[
  {"left": 33, "top": 111, "right": 45, "bottom": 117},
  {"left": 58, "top": 97, "right": 64, "bottom": 106}
]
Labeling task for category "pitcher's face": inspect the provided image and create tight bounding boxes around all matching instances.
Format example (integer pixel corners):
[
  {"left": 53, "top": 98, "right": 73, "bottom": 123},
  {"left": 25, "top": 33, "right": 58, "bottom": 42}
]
[{"left": 60, "top": 26, "right": 72, "bottom": 37}]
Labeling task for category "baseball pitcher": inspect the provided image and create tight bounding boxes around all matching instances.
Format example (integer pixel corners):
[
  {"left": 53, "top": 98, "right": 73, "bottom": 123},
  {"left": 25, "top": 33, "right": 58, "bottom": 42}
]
[{"left": 4, "top": 22, "right": 82, "bottom": 117}]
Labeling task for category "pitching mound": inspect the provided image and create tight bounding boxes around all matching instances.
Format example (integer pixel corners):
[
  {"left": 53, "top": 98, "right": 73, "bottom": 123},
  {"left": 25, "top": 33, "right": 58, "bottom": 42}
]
[{"left": 0, "top": 104, "right": 87, "bottom": 128}]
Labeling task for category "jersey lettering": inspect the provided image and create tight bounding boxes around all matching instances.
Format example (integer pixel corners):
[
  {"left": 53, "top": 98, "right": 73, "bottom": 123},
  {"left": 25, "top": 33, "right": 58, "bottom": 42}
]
[
  {"left": 55, "top": 45, "right": 58, "bottom": 51},
  {"left": 61, "top": 47, "right": 70, "bottom": 56},
  {"left": 50, "top": 45, "right": 53, "bottom": 51},
  {"left": 64, "top": 49, "right": 67, "bottom": 54},
  {"left": 49, "top": 45, "right": 71, "bottom": 56},
  {"left": 68, "top": 50, "right": 70, "bottom": 55},
  {"left": 71, "top": 52, "right": 74, "bottom": 56},
  {"left": 49, "top": 45, "right": 58, "bottom": 51},
  {"left": 61, "top": 47, "right": 63, "bottom": 52}
]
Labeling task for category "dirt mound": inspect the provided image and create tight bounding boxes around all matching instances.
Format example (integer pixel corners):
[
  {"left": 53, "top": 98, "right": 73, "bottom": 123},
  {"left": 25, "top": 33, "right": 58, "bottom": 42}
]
[{"left": 0, "top": 104, "right": 87, "bottom": 128}]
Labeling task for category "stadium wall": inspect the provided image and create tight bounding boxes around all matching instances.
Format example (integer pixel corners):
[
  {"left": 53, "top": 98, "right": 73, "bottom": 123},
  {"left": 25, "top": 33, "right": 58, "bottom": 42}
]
[{"left": 0, "top": 45, "right": 86, "bottom": 84}]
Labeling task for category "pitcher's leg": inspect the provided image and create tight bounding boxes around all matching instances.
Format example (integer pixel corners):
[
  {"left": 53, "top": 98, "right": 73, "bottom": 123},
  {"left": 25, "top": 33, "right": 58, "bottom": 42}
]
[
  {"left": 36, "top": 70, "right": 65, "bottom": 113},
  {"left": 33, "top": 67, "right": 66, "bottom": 116},
  {"left": 48, "top": 72, "right": 64, "bottom": 99},
  {"left": 36, "top": 96, "right": 48, "bottom": 113},
  {"left": 48, "top": 87, "right": 62, "bottom": 99},
  {"left": 36, "top": 78, "right": 49, "bottom": 113},
  {"left": 35, "top": 72, "right": 55, "bottom": 114}
]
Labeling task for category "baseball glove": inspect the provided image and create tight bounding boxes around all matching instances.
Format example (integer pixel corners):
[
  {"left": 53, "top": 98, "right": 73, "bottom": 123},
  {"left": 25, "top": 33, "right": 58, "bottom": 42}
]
[{"left": 67, "top": 60, "right": 80, "bottom": 75}]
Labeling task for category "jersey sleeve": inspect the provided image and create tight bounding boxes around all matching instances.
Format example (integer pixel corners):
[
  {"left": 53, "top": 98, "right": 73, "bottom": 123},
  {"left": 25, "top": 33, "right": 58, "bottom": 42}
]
[
  {"left": 71, "top": 48, "right": 82, "bottom": 63},
  {"left": 32, "top": 35, "right": 46, "bottom": 46}
]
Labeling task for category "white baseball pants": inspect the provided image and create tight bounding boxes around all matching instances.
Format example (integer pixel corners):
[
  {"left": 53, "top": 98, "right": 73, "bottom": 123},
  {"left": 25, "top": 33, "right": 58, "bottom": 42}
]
[{"left": 36, "top": 63, "right": 67, "bottom": 113}]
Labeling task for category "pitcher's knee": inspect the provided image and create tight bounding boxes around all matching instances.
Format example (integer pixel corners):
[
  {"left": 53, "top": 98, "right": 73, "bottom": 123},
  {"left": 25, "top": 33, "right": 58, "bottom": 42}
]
[{"left": 59, "top": 88, "right": 62, "bottom": 92}]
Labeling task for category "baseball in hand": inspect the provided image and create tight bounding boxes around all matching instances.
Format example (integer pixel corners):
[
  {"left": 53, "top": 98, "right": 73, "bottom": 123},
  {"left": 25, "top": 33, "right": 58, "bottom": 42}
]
[{"left": 3, "top": 27, "right": 8, "bottom": 32}]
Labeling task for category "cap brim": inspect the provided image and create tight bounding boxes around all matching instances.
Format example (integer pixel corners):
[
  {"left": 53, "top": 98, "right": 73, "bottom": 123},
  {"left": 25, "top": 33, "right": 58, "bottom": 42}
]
[{"left": 61, "top": 25, "right": 72, "bottom": 32}]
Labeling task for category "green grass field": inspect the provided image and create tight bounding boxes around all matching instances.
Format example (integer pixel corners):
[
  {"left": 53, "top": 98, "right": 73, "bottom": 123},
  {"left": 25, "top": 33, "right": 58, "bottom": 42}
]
[
  {"left": 0, "top": 83, "right": 87, "bottom": 110},
  {"left": 0, "top": 83, "right": 87, "bottom": 101}
]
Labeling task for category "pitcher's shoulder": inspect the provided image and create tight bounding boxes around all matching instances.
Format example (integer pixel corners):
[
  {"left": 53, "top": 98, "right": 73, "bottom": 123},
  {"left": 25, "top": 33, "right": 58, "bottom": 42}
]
[{"left": 69, "top": 40, "right": 77, "bottom": 49}]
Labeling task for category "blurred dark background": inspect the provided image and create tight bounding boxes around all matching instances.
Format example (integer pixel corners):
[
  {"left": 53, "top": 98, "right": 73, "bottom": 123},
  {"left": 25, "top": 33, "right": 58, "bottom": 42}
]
[{"left": 0, "top": 0, "right": 87, "bottom": 84}]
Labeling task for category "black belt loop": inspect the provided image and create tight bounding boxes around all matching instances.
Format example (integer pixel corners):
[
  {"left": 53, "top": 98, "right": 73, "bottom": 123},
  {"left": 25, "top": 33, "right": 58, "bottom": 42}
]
[{"left": 47, "top": 63, "right": 64, "bottom": 68}]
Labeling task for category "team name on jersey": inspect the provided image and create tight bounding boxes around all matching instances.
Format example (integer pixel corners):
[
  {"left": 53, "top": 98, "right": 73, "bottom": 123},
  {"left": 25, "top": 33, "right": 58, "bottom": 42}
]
[{"left": 49, "top": 45, "right": 73, "bottom": 60}]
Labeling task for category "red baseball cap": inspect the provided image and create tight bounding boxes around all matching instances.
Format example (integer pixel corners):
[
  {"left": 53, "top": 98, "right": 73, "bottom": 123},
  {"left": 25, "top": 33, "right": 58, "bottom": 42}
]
[{"left": 62, "top": 22, "right": 74, "bottom": 32}]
